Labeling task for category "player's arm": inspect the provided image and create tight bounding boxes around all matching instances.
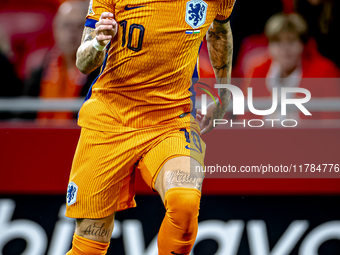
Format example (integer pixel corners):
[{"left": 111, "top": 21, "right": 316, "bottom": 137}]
[
  {"left": 206, "top": 20, "right": 232, "bottom": 116},
  {"left": 197, "top": 20, "right": 232, "bottom": 134},
  {"left": 76, "top": 12, "right": 117, "bottom": 74}
]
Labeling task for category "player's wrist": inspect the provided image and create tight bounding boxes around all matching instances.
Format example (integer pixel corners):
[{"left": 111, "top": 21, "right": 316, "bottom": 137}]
[{"left": 92, "top": 37, "right": 108, "bottom": 51}]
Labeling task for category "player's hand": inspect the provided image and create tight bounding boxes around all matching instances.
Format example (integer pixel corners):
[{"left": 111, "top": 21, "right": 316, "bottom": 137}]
[
  {"left": 196, "top": 102, "right": 227, "bottom": 135},
  {"left": 95, "top": 12, "right": 118, "bottom": 46}
]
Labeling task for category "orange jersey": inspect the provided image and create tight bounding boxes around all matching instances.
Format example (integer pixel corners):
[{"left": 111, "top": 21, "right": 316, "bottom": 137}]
[{"left": 80, "top": 0, "right": 235, "bottom": 132}]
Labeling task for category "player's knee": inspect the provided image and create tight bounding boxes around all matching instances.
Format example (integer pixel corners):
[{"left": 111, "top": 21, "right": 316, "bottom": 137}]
[
  {"left": 66, "top": 233, "right": 109, "bottom": 255},
  {"left": 164, "top": 187, "right": 201, "bottom": 230}
]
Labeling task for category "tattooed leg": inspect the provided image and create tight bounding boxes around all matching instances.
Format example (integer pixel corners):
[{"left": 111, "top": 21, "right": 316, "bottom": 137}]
[
  {"left": 75, "top": 213, "right": 115, "bottom": 243},
  {"left": 155, "top": 156, "right": 204, "bottom": 202},
  {"left": 66, "top": 214, "right": 114, "bottom": 254},
  {"left": 165, "top": 169, "right": 203, "bottom": 191}
]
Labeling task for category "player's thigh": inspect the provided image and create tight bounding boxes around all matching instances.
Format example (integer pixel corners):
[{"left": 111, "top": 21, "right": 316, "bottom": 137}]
[
  {"left": 66, "top": 127, "right": 137, "bottom": 219},
  {"left": 154, "top": 156, "right": 204, "bottom": 202},
  {"left": 75, "top": 213, "right": 115, "bottom": 243},
  {"left": 137, "top": 122, "right": 205, "bottom": 201}
]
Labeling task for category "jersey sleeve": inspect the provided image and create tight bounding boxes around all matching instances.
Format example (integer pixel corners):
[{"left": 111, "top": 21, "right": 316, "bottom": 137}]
[
  {"left": 85, "top": 0, "right": 115, "bottom": 28},
  {"left": 215, "top": 0, "right": 235, "bottom": 23}
]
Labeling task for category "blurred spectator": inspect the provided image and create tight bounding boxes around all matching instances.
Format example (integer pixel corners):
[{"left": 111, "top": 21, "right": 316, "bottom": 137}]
[
  {"left": 295, "top": 0, "right": 339, "bottom": 67},
  {"left": 0, "top": 25, "right": 22, "bottom": 98},
  {"left": 248, "top": 13, "right": 339, "bottom": 79},
  {"left": 24, "top": 0, "right": 97, "bottom": 121},
  {"left": 241, "top": 13, "right": 340, "bottom": 120}
]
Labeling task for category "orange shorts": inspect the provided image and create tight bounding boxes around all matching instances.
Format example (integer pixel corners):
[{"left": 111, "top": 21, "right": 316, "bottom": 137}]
[{"left": 65, "top": 119, "right": 205, "bottom": 219}]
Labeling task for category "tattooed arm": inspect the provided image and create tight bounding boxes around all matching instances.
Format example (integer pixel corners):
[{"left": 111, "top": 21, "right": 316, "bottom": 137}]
[
  {"left": 207, "top": 20, "right": 233, "bottom": 90},
  {"left": 197, "top": 20, "right": 233, "bottom": 134},
  {"left": 76, "top": 27, "right": 105, "bottom": 74},
  {"left": 76, "top": 12, "right": 118, "bottom": 74}
]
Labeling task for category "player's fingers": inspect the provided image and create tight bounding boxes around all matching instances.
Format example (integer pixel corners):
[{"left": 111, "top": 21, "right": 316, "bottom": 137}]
[
  {"left": 111, "top": 20, "right": 118, "bottom": 36},
  {"left": 199, "top": 116, "right": 208, "bottom": 134},
  {"left": 196, "top": 119, "right": 202, "bottom": 130},
  {"left": 203, "top": 115, "right": 211, "bottom": 126},
  {"left": 196, "top": 117, "right": 203, "bottom": 129},
  {"left": 96, "top": 25, "right": 114, "bottom": 33},
  {"left": 196, "top": 110, "right": 203, "bottom": 119},
  {"left": 95, "top": 21, "right": 117, "bottom": 38},
  {"left": 96, "top": 34, "right": 112, "bottom": 44},
  {"left": 100, "top": 12, "right": 114, "bottom": 20},
  {"left": 106, "top": 21, "right": 118, "bottom": 37},
  {"left": 201, "top": 118, "right": 213, "bottom": 135},
  {"left": 96, "top": 34, "right": 112, "bottom": 40},
  {"left": 207, "top": 119, "right": 214, "bottom": 132},
  {"left": 112, "top": 19, "right": 118, "bottom": 27},
  {"left": 96, "top": 19, "right": 116, "bottom": 27}
]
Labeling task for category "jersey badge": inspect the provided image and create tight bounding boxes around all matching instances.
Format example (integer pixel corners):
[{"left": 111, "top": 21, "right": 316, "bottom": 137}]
[
  {"left": 67, "top": 182, "right": 78, "bottom": 206},
  {"left": 185, "top": 0, "right": 208, "bottom": 29}
]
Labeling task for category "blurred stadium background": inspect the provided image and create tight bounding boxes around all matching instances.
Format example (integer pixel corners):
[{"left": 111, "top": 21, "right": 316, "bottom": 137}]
[{"left": 0, "top": 0, "right": 340, "bottom": 254}]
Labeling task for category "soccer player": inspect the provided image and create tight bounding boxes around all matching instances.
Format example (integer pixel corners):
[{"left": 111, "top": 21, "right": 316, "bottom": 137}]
[{"left": 65, "top": 0, "right": 234, "bottom": 254}]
